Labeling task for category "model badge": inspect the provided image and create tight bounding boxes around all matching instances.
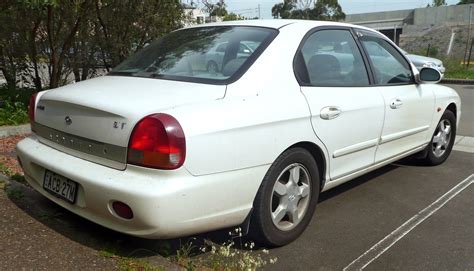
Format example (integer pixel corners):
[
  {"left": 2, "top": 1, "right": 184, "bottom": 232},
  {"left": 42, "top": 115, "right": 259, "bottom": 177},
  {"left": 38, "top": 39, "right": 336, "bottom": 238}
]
[{"left": 65, "top": 116, "right": 72, "bottom": 125}]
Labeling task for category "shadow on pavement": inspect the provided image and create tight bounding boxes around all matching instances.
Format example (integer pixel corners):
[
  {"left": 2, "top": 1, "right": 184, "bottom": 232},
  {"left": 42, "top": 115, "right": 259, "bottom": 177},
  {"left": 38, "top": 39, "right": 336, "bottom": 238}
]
[{"left": 5, "top": 161, "right": 424, "bottom": 261}]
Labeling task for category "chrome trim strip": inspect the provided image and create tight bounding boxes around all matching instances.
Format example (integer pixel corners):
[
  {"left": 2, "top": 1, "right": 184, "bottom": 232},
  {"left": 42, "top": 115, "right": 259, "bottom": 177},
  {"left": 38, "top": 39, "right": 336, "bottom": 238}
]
[
  {"left": 380, "top": 125, "right": 430, "bottom": 144},
  {"left": 333, "top": 138, "right": 379, "bottom": 158},
  {"left": 33, "top": 122, "right": 127, "bottom": 164}
]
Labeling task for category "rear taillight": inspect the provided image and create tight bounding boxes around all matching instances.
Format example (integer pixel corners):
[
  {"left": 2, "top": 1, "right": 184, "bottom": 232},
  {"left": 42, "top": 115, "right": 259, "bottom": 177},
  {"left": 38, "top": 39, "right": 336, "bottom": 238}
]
[
  {"left": 127, "top": 113, "right": 186, "bottom": 170},
  {"left": 28, "top": 93, "right": 37, "bottom": 130}
]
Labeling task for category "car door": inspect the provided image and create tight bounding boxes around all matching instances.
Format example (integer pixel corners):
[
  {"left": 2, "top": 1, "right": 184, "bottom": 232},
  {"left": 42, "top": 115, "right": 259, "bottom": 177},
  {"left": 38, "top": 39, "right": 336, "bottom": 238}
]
[
  {"left": 296, "top": 28, "right": 385, "bottom": 180},
  {"left": 358, "top": 31, "right": 435, "bottom": 163}
]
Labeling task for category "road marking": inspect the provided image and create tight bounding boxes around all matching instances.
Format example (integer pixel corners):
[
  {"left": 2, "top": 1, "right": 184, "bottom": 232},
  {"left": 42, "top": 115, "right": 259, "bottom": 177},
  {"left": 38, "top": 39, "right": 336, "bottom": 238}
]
[{"left": 343, "top": 174, "right": 474, "bottom": 271}]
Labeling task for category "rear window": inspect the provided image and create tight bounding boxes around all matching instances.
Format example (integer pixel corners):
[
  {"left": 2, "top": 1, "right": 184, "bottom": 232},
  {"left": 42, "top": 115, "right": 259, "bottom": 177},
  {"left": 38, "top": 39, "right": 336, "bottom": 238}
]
[{"left": 109, "top": 26, "right": 278, "bottom": 84}]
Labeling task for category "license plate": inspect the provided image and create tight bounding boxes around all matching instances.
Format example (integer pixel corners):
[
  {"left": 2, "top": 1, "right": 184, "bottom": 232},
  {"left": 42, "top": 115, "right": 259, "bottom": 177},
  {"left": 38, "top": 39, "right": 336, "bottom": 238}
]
[{"left": 43, "top": 170, "right": 78, "bottom": 204}]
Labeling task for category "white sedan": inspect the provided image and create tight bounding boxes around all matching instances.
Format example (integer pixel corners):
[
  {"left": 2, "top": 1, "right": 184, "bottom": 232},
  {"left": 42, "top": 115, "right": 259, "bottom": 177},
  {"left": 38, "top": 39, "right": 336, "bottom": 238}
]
[{"left": 16, "top": 20, "right": 460, "bottom": 247}]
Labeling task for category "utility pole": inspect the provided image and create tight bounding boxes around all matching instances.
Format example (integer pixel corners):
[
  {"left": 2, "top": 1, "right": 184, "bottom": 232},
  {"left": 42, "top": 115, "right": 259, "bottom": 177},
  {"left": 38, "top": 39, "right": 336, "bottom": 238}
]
[
  {"left": 464, "top": 5, "right": 473, "bottom": 66},
  {"left": 258, "top": 4, "right": 261, "bottom": 19}
]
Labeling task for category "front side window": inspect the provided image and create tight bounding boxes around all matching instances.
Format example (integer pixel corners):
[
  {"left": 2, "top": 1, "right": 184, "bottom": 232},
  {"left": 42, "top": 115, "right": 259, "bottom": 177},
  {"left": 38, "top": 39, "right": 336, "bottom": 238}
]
[
  {"left": 360, "top": 35, "right": 413, "bottom": 85},
  {"left": 295, "top": 29, "right": 370, "bottom": 87},
  {"left": 110, "top": 26, "right": 278, "bottom": 84}
]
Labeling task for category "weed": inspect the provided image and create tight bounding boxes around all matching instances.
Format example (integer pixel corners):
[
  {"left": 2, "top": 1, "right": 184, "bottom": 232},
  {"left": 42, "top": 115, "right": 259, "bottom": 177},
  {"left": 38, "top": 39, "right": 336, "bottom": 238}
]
[
  {"left": 99, "top": 244, "right": 164, "bottom": 271},
  {"left": 38, "top": 212, "right": 63, "bottom": 221},
  {"left": 0, "top": 97, "right": 29, "bottom": 126},
  {"left": 442, "top": 58, "right": 474, "bottom": 79},
  {"left": 10, "top": 173, "right": 26, "bottom": 184},
  {"left": 0, "top": 179, "right": 5, "bottom": 190},
  {"left": 6, "top": 187, "right": 24, "bottom": 200},
  {"left": 0, "top": 162, "right": 13, "bottom": 177},
  {"left": 171, "top": 228, "right": 278, "bottom": 271}
]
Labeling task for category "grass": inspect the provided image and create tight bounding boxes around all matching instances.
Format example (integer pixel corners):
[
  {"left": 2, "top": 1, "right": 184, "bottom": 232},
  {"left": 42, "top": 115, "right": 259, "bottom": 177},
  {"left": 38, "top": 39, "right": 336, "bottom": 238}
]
[
  {"left": 170, "top": 229, "right": 278, "bottom": 271},
  {"left": 10, "top": 173, "right": 27, "bottom": 185},
  {"left": 99, "top": 244, "right": 165, "bottom": 271},
  {"left": 97, "top": 229, "right": 278, "bottom": 271},
  {"left": 440, "top": 58, "right": 474, "bottom": 79},
  {"left": 445, "top": 68, "right": 474, "bottom": 79},
  {"left": 6, "top": 186, "right": 24, "bottom": 200},
  {"left": 0, "top": 162, "right": 13, "bottom": 176},
  {"left": 0, "top": 86, "right": 34, "bottom": 126}
]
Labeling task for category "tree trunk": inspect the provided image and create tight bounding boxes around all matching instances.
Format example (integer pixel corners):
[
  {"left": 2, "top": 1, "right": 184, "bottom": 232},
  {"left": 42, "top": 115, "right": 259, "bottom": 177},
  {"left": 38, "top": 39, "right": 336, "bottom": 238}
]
[{"left": 29, "top": 19, "right": 43, "bottom": 92}]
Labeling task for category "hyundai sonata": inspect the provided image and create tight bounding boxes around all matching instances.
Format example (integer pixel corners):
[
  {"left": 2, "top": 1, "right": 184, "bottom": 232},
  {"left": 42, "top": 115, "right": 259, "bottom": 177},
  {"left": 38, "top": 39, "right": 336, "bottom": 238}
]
[{"left": 16, "top": 20, "right": 460, "bottom": 246}]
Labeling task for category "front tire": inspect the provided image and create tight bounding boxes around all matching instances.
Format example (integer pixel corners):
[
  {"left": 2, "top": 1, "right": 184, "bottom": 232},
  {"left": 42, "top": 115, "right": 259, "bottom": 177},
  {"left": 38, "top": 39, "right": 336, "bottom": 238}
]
[
  {"left": 250, "top": 147, "right": 320, "bottom": 247},
  {"left": 423, "top": 110, "right": 456, "bottom": 166}
]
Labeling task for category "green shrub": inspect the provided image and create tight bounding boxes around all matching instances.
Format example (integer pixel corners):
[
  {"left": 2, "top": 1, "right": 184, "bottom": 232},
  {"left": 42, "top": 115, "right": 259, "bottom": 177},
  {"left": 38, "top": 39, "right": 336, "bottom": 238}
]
[{"left": 0, "top": 86, "right": 33, "bottom": 126}]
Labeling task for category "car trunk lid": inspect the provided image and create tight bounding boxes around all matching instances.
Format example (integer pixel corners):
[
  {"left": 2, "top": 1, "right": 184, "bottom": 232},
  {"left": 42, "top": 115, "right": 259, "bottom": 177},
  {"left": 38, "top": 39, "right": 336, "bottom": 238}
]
[{"left": 34, "top": 76, "right": 226, "bottom": 169}]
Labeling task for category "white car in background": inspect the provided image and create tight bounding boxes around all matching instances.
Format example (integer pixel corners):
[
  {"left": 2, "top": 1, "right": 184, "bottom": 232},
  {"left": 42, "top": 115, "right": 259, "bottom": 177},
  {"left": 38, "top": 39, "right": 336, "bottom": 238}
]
[
  {"left": 16, "top": 20, "right": 460, "bottom": 247},
  {"left": 401, "top": 49, "right": 446, "bottom": 76}
]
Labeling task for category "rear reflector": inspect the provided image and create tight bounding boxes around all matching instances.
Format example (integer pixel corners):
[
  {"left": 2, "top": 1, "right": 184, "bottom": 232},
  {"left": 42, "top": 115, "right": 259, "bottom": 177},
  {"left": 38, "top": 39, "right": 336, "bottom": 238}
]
[{"left": 112, "top": 201, "right": 133, "bottom": 219}]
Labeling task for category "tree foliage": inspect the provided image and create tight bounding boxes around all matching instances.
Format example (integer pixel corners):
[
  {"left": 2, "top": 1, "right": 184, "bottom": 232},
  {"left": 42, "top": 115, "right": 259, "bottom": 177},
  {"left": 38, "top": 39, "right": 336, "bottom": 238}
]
[
  {"left": 271, "top": 0, "right": 345, "bottom": 21},
  {"left": 201, "top": 0, "right": 228, "bottom": 17},
  {"left": 427, "top": 0, "right": 447, "bottom": 7},
  {"left": 458, "top": 0, "right": 474, "bottom": 4},
  {"left": 0, "top": 0, "right": 184, "bottom": 91}
]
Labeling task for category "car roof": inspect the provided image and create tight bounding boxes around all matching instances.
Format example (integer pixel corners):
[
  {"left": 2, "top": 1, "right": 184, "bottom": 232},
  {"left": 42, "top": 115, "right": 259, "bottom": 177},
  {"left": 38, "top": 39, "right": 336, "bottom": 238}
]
[{"left": 186, "top": 19, "right": 374, "bottom": 32}]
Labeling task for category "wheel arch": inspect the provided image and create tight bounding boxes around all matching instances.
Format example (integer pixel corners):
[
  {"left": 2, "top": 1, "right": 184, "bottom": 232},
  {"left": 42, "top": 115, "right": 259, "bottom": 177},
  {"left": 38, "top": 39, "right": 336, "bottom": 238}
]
[
  {"left": 287, "top": 141, "right": 327, "bottom": 190},
  {"left": 446, "top": 102, "right": 457, "bottom": 117}
]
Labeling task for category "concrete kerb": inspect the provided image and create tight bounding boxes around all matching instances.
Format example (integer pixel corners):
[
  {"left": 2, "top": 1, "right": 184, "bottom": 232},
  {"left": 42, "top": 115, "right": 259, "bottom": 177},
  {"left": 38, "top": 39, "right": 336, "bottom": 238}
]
[
  {"left": 0, "top": 124, "right": 30, "bottom": 138},
  {"left": 441, "top": 78, "right": 474, "bottom": 85}
]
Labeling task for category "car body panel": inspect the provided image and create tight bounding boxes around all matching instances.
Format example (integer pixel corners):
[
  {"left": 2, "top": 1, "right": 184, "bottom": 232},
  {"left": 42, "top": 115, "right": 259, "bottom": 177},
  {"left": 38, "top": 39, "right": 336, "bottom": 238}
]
[
  {"left": 374, "top": 84, "right": 435, "bottom": 162},
  {"left": 16, "top": 136, "right": 270, "bottom": 238},
  {"left": 302, "top": 86, "right": 385, "bottom": 179}
]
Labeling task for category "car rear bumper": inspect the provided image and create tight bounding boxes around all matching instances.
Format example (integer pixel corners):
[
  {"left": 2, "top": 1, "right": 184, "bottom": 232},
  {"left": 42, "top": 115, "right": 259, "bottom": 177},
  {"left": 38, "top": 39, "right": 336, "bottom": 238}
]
[{"left": 16, "top": 135, "right": 268, "bottom": 239}]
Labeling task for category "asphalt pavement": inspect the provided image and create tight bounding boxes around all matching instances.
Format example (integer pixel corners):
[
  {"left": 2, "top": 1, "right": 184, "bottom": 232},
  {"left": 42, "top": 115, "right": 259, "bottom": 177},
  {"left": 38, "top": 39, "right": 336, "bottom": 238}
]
[
  {"left": 0, "top": 84, "right": 472, "bottom": 270},
  {"left": 265, "top": 84, "right": 474, "bottom": 270}
]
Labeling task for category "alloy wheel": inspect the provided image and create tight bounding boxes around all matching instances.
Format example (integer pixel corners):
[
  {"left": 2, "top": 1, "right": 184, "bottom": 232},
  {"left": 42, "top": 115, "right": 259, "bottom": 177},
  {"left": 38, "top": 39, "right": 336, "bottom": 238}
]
[{"left": 270, "top": 163, "right": 311, "bottom": 231}]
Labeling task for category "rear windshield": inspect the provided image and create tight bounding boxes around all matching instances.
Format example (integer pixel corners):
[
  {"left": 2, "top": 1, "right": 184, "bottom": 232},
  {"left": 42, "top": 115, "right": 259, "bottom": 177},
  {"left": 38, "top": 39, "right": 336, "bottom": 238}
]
[{"left": 109, "top": 26, "right": 278, "bottom": 84}]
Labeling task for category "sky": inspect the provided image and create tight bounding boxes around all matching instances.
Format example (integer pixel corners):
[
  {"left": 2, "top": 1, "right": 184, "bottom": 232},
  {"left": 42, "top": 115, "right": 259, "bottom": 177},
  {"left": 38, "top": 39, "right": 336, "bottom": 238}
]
[{"left": 223, "top": 0, "right": 460, "bottom": 19}]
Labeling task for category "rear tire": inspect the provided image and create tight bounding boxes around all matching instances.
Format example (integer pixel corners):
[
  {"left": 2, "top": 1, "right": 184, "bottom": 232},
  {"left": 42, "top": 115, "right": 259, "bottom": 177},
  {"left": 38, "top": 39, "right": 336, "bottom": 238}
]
[
  {"left": 421, "top": 110, "right": 456, "bottom": 166},
  {"left": 250, "top": 147, "right": 320, "bottom": 247}
]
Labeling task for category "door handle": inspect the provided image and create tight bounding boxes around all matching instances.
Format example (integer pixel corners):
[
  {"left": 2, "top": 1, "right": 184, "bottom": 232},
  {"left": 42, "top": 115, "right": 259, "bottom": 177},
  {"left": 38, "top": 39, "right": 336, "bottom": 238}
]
[
  {"left": 390, "top": 98, "right": 403, "bottom": 109},
  {"left": 320, "top": 106, "right": 341, "bottom": 120}
]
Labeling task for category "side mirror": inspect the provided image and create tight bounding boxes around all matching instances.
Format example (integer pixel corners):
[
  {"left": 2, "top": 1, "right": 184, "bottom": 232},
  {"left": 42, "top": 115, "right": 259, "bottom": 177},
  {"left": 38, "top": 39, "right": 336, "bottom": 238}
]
[{"left": 416, "top": 67, "right": 442, "bottom": 84}]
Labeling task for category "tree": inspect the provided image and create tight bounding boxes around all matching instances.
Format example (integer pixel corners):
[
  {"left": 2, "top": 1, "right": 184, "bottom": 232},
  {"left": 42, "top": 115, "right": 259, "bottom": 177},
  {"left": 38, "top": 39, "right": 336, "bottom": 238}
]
[
  {"left": 314, "top": 0, "right": 345, "bottom": 21},
  {"left": 458, "top": 0, "right": 474, "bottom": 4},
  {"left": 0, "top": 0, "right": 185, "bottom": 90},
  {"left": 272, "top": 0, "right": 296, "bottom": 19},
  {"left": 223, "top": 12, "right": 243, "bottom": 21},
  {"left": 427, "top": 0, "right": 447, "bottom": 7},
  {"left": 271, "top": 0, "right": 345, "bottom": 21},
  {"left": 0, "top": 0, "right": 28, "bottom": 89},
  {"left": 93, "top": 0, "right": 184, "bottom": 69},
  {"left": 201, "top": 0, "right": 228, "bottom": 17}
]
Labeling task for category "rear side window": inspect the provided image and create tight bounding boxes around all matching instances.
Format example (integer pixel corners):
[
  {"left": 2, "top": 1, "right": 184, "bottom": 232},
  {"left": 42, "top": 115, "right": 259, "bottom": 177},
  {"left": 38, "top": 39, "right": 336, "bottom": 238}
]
[
  {"left": 360, "top": 35, "right": 413, "bottom": 85},
  {"left": 295, "top": 29, "right": 370, "bottom": 87}
]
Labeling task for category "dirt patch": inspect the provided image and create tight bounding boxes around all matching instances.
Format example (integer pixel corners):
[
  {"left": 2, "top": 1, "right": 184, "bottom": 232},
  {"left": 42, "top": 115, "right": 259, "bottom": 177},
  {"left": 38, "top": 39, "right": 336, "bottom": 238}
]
[
  {"left": 0, "top": 181, "right": 118, "bottom": 270},
  {"left": 0, "top": 134, "right": 27, "bottom": 176}
]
